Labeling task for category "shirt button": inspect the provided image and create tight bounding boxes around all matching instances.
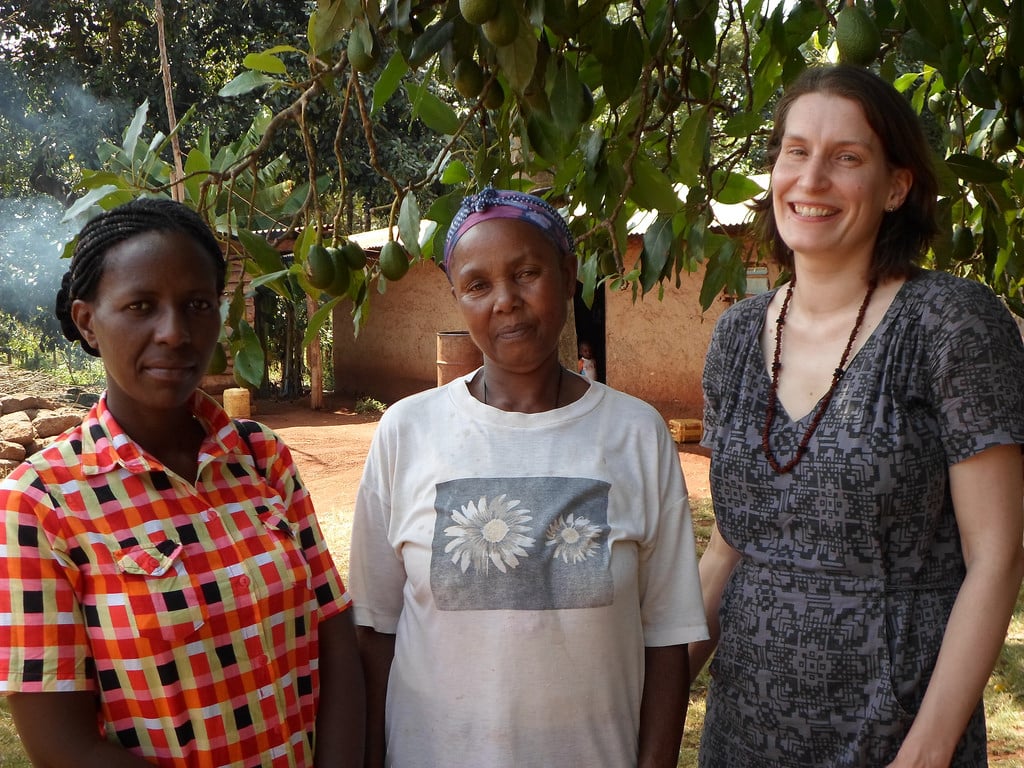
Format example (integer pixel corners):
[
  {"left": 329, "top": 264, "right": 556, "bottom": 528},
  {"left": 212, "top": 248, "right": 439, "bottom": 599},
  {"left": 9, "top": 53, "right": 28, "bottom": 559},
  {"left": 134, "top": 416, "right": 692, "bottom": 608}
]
[{"left": 237, "top": 575, "right": 250, "bottom": 588}]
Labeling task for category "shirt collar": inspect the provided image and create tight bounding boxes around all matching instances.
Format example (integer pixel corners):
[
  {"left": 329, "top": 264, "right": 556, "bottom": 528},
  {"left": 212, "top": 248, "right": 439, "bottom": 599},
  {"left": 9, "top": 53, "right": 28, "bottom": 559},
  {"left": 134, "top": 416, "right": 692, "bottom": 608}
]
[{"left": 78, "top": 390, "right": 248, "bottom": 477}]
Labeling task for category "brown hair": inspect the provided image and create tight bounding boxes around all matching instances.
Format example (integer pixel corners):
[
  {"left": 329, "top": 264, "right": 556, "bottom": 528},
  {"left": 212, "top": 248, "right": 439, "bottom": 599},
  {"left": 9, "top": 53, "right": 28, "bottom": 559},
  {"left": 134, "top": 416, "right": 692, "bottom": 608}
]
[{"left": 750, "top": 64, "right": 938, "bottom": 282}]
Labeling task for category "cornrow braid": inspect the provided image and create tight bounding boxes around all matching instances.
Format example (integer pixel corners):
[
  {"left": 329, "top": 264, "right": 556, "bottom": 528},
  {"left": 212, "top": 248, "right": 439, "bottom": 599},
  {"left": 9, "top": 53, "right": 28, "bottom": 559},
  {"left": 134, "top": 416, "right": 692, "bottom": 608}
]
[{"left": 56, "top": 197, "right": 226, "bottom": 357}]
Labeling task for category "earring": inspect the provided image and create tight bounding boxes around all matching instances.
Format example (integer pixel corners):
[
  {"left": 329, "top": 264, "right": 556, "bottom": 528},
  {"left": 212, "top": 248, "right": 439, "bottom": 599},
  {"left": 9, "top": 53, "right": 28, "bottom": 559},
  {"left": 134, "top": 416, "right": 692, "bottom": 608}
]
[{"left": 885, "top": 202, "right": 898, "bottom": 213}]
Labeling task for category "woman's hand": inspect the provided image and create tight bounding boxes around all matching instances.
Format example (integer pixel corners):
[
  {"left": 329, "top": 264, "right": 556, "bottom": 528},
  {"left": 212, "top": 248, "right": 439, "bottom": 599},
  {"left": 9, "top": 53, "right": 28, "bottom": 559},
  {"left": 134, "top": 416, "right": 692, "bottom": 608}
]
[
  {"left": 314, "top": 610, "right": 366, "bottom": 768},
  {"left": 9, "top": 691, "right": 156, "bottom": 767},
  {"left": 889, "top": 444, "right": 1024, "bottom": 765}
]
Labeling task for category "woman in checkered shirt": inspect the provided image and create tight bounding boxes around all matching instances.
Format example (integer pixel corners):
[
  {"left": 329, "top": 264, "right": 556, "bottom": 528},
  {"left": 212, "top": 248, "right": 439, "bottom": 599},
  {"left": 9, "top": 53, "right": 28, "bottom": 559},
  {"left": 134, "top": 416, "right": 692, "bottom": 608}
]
[{"left": 0, "top": 198, "right": 365, "bottom": 767}]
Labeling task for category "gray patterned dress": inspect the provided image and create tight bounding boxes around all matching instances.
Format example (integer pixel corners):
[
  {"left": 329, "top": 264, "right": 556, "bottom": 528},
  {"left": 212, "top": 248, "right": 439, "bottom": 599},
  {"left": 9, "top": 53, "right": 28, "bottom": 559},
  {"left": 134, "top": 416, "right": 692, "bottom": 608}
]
[{"left": 699, "top": 270, "right": 1024, "bottom": 767}]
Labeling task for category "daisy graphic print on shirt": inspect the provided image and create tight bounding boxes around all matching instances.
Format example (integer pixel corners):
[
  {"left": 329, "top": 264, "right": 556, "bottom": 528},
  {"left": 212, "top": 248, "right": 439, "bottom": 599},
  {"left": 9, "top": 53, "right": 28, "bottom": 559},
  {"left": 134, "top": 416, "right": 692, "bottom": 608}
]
[{"left": 431, "top": 476, "right": 613, "bottom": 611}]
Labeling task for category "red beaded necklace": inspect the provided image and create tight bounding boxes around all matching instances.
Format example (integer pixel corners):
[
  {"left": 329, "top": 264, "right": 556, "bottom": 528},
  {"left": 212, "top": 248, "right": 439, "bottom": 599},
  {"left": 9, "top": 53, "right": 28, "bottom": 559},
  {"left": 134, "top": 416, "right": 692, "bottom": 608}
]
[{"left": 761, "top": 277, "right": 877, "bottom": 474}]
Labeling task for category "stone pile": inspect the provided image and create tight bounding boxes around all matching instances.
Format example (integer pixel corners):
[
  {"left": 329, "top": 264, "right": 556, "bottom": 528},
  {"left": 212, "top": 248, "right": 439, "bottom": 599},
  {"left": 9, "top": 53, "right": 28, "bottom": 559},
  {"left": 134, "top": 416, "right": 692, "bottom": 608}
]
[{"left": 0, "top": 393, "right": 87, "bottom": 479}]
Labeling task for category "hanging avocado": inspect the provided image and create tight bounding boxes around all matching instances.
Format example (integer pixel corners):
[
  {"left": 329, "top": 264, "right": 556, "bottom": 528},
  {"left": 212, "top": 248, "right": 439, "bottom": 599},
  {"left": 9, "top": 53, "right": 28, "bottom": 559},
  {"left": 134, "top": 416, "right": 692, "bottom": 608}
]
[
  {"left": 835, "top": 4, "right": 880, "bottom": 66},
  {"left": 379, "top": 241, "right": 410, "bottom": 281}
]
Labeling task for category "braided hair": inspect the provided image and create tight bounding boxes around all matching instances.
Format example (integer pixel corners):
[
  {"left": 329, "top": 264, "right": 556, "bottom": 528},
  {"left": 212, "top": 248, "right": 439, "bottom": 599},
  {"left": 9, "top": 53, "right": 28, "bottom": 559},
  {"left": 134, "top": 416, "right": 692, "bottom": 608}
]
[{"left": 56, "top": 197, "right": 226, "bottom": 356}]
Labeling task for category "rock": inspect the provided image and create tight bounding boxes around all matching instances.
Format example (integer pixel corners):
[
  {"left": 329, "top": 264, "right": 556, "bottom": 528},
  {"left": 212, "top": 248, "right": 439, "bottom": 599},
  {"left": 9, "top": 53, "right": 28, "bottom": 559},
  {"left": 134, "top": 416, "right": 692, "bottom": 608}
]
[
  {"left": 1, "top": 393, "right": 60, "bottom": 415},
  {"left": 0, "top": 411, "right": 35, "bottom": 446},
  {"left": 0, "top": 459, "right": 19, "bottom": 480},
  {"left": 0, "top": 440, "right": 26, "bottom": 462},
  {"left": 33, "top": 411, "right": 83, "bottom": 439}
]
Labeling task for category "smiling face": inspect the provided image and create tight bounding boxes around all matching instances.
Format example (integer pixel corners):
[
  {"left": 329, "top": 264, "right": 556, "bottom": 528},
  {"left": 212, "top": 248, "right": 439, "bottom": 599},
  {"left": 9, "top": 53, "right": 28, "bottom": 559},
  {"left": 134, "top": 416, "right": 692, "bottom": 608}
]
[
  {"left": 70, "top": 230, "right": 223, "bottom": 424},
  {"left": 448, "top": 218, "right": 576, "bottom": 375},
  {"left": 771, "top": 92, "right": 911, "bottom": 270}
]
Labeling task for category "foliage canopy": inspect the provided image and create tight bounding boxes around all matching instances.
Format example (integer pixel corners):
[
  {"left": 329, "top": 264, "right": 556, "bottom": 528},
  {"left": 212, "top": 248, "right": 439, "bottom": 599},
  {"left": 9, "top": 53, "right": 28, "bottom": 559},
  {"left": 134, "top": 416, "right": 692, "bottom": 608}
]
[{"left": 3, "top": 0, "right": 1023, "bottom": 387}]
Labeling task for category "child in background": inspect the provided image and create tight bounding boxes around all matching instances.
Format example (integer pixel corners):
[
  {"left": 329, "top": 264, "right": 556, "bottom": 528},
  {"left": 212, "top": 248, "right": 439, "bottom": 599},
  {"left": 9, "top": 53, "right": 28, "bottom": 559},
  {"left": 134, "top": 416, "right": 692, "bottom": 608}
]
[{"left": 578, "top": 340, "right": 598, "bottom": 381}]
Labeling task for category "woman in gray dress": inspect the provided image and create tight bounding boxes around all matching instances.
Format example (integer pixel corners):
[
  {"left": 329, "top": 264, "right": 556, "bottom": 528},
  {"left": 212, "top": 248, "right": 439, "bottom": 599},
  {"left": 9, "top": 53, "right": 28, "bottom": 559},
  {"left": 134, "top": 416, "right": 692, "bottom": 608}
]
[{"left": 692, "top": 64, "right": 1024, "bottom": 766}]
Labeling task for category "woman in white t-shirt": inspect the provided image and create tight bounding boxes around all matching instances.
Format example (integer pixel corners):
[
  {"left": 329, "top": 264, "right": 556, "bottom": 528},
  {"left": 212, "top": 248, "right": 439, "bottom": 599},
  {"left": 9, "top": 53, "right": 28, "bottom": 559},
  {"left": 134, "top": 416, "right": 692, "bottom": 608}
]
[{"left": 349, "top": 187, "right": 708, "bottom": 768}]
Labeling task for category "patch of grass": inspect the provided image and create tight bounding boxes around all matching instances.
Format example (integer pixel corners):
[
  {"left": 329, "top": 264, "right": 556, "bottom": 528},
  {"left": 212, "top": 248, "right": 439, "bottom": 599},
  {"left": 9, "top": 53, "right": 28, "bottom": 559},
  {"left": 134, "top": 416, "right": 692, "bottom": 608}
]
[
  {"left": 0, "top": 700, "right": 30, "bottom": 767},
  {"left": 354, "top": 395, "right": 387, "bottom": 415}
]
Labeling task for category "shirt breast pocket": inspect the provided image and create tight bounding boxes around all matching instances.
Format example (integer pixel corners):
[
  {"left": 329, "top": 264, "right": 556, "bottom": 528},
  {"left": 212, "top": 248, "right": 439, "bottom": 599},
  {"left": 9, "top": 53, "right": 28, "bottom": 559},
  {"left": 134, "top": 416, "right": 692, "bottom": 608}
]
[
  {"left": 258, "top": 508, "right": 314, "bottom": 595},
  {"left": 113, "top": 540, "right": 208, "bottom": 645}
]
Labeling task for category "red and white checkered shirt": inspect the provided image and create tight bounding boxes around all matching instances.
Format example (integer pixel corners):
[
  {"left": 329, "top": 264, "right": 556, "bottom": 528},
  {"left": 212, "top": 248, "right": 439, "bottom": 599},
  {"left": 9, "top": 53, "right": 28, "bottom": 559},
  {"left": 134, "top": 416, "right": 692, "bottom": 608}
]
[{"left": 0, "top": 391, "right": 350, "bottom": 767}]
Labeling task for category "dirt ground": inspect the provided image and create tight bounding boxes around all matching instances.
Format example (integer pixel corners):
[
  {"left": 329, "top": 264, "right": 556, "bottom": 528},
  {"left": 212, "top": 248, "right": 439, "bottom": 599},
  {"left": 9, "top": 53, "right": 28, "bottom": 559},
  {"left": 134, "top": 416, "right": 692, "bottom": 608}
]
[{"left": 253, "top": 394, "right": 712, "bottom": 578}]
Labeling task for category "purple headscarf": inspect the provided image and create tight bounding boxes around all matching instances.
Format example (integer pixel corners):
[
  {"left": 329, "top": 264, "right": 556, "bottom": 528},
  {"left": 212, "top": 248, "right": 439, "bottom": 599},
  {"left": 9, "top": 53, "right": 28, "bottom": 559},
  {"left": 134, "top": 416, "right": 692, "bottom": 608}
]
[{"left": 442, "top": 187, "right": 575, "bottom": 278}]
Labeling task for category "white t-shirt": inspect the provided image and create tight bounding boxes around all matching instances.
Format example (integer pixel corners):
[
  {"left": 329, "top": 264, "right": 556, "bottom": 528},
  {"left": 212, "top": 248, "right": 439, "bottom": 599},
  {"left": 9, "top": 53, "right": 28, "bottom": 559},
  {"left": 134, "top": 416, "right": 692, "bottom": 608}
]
[{"left": 349, "top": 373, "right": 708, "bottom": 768}]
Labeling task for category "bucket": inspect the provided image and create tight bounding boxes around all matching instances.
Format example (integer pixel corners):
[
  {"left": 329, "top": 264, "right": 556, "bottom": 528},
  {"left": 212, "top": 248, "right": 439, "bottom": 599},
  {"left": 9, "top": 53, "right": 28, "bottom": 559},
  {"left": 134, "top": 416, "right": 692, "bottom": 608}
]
[
  {"left": 223, "top": 387, "right": 252, "bottom": 419},
  {"left": 436, "top": 331, "right": 483, "bottom": 386}
]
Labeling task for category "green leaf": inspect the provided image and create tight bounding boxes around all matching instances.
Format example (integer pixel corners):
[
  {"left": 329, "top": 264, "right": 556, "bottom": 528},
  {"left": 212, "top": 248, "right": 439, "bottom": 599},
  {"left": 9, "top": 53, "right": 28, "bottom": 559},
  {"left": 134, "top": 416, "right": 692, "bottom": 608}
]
[
  {"left": 676, "top": 107, "right": 709, "bottom": 187},
  {"left": 219, "top": 70, "right": 278, "bottom": 98},
  {"left": 698, "top": 237, "right": 741, "bottom": 310},
  {"left": 525, "top": 113, "right": 567, "bottom": 162},
  {"left": 183, "top": 149, "right": 211, "bottom": 205},
  {"left": 711, "top": 171, "right": 764, "bottom": 204},
  {"left": 407, "top": 20, "right": 453, "bottom": 67},
  {"left": 640, "top": 215, "right": 675, "bottom": 294},
  {"left": 372, "top": 53, "right": 409, "bottom": 114},
  {"left": 405, "top": 82, "right": 461, "bottom": 135},
  {"left": 78, "top": 170, "right": 131, "bottom": 190},
  {"left": 721, "top": 111, "right": 762, "bottom": 138},
  {"left": 231, "top": 320, "right": 265, "bottom": 388},
  {"left": 243, "top": 52, "right": 287, "bottom": 75},
  {"left": 60, "top": 185, "right": 136, "bottom": 229},
  {"left": 122, "top": 100, "right": 149, "bottom": 162},
  {"left": 249, "top": 268, "right": 292, "bottom": 290},
  {"left": 686, "top": 8, "right": 718, "bottom": 62},
  {"left": 629, "top": 157, "right": 682, "bottom": 213},
  {"left": 601, "top": 21, "right": 644, "bottom": 108},
  {"left": 293, "top": 225, "right": 316, "bottom": 264},
  {"left": 441, "top": 160, "right": 470, "bottom": 184},
  {"left": 303, "top": 297, "right": 343, "bottom": 348},
  {"left": 960, "top": 67, "right": 998, "bottom": 109},
  {"left": 495, "top": 29, "right": 539, "bottom": 95},
  {"left": 550, "top": 60, "right": 584, "bottom": 135},
  {"left": 308, "top": 0, "right": 354, "bottom": 55},
  {"left": 225, "top": 281, "right": 248, "bottom": 331},
  {"left": 579, "top": 251, "right": 599, "bottom": 309},
  {"left": 398, "top": 192, "right": 423, "bottom": 259},
  {"left": 945, "top": 154, "right": 1009, "bottom": 183},
  {"left": 237, "top": 229, "right": 287, "bottom": 274},
  {"left": 902, "top": 0, "right": 955, "bottom": 48}
]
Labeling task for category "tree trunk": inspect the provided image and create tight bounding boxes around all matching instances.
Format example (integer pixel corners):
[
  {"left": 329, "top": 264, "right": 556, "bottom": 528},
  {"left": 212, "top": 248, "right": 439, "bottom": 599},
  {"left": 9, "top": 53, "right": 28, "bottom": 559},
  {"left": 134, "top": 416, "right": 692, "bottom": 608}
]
[{"left": 306, "top": 295, "right": 324, "bottom": 410}]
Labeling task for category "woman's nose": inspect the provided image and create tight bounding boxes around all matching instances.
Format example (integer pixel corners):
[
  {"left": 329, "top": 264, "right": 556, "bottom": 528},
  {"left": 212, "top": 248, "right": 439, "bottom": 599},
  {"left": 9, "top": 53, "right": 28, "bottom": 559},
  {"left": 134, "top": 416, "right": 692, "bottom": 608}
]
[
  {"left": 154, "top": 308, "right": 191, "bottom": 345},
  {"left": 798, "top": 155, "right": 830, "bottom": 190},
  {"left": 491, "top": 279, "right": 521, "bottom": 311}
]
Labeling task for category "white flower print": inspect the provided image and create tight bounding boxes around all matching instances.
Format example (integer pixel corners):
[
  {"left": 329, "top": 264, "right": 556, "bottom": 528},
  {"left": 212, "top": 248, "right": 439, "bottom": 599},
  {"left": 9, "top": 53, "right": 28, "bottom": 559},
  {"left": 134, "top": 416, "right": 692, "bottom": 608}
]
[
  {"left": 444, "top": 494, "right": 535, "bottom": 574},
  {"left": 545, "top": 513, "right": 602, "bottom": 564}
]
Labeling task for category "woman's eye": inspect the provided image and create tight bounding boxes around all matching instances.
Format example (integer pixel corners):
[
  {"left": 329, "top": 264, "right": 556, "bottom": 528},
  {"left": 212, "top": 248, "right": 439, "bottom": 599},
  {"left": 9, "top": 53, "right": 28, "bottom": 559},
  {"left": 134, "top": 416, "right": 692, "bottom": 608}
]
[{"left": 126, "top": 301, "right": 150, "bottom": 312}]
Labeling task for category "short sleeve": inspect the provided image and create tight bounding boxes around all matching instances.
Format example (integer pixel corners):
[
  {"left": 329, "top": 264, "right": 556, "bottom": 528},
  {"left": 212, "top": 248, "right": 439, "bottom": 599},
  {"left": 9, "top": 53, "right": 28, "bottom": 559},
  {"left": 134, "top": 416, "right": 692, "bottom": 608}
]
[
  {"left": 348, "top": 418, "right": 408, "bottom": 634},
  {"left": 0, "top": 467, "right": 94, "bottom": 693},
  {"left": 701, "top": 316, "right": 727, "bottom": 451},
  {"left": 638, "top": 420, "right": 709, "bottom": 647},
  {"left": 925, "top": 280, "right": 1024, "bottom": 464}
]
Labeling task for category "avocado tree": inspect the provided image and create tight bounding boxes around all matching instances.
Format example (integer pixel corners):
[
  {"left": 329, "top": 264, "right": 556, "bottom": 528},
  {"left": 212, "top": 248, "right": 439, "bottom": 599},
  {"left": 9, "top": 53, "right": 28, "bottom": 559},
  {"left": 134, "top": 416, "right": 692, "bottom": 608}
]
[{"left": 65, "top": 0, "right": 1024, "bottom": 390}]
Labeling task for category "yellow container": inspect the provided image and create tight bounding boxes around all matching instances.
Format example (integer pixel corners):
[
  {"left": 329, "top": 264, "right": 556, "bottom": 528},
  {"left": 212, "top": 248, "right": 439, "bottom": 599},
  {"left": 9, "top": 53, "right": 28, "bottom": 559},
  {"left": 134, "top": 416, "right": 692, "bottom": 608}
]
[
  {"left": 668, "top": 418, "right": 703, "bottom": 443},
  {"left": 223, "top": 387, "right": 251, "bottom": 419}
]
